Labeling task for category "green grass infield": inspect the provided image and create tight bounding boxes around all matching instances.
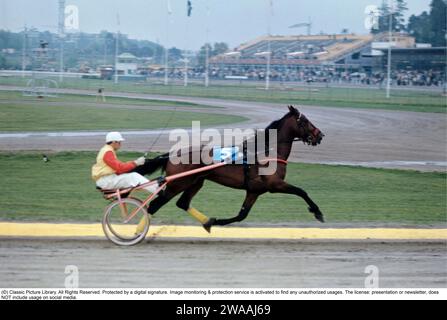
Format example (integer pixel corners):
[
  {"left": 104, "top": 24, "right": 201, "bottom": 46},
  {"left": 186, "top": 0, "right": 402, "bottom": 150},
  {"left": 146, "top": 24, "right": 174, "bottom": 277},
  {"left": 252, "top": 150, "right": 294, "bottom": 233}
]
[{"left": 0, "top": 152, "right": 445, "bottom": 225}]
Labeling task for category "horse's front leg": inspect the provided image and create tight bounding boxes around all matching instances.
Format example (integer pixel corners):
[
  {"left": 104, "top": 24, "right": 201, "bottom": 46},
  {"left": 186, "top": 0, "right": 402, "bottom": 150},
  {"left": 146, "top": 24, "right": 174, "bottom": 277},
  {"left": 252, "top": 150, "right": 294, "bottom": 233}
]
[
  {"left": 205, "top": 192, "right": 259, "bottom": 230},
  {"left": 269, "top": 181, "right": 324, "bottom": 222}
]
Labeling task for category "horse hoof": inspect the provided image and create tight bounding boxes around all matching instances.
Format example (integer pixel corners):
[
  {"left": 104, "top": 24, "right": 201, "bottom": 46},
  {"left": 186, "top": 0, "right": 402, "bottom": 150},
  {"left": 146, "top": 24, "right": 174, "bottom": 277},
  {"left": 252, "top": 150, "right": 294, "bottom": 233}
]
[
  {"left": 203, "top": 218, "right": 216, "bottom": 233},
  {"left": 308, "top": 207, "right": 325, "bottom": 223}
]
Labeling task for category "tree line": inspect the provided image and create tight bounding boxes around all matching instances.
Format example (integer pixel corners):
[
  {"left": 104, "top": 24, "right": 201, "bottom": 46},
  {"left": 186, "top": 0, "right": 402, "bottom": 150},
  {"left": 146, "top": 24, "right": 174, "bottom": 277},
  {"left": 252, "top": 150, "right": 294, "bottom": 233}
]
[
  {"left": 0, "top": 28, "right": 230, "bottom": 70},
  {"left": 372, "top": 0, "right": 446, "bottom": 47}
]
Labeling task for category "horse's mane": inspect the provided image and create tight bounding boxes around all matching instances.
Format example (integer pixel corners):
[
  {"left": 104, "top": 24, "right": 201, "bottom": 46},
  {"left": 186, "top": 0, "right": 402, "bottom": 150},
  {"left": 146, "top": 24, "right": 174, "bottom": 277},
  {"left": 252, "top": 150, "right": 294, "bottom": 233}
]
[
  {"left": 265, "top": 119, "right": 282, "bottom": 130},
  {"left": 256, "top": 111, "right": 293, "bottom": 156},
  {"left": 265, "top": 111, "right": 292, "bottom": 131}
]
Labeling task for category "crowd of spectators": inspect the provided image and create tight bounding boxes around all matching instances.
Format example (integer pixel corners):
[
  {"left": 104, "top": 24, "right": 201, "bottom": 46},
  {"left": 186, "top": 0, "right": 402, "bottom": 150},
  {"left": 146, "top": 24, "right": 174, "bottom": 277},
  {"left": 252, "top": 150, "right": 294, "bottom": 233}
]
[{"left": 147, "top": 66, "right": 445, "bottom": 87}]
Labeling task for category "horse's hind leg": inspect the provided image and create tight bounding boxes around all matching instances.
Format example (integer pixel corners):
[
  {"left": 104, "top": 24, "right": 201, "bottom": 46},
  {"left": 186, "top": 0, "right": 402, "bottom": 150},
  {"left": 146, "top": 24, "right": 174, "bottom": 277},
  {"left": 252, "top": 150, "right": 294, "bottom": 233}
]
[
  {"left": 204, "top": 192, "right": 259, "bottom": 230},
  {"left": 175, "top": 179, "right": 214, "bottom": 231},
  {"left": 147, "top": 186, "right": 178, "bottom": 215}
]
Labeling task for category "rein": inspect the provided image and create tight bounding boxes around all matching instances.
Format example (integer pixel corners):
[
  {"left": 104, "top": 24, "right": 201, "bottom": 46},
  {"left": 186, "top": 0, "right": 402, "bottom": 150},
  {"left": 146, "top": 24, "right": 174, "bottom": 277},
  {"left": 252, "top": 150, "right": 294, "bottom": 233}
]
[{"left": 144, "top": 106, "right": 178, "bottom": 157}]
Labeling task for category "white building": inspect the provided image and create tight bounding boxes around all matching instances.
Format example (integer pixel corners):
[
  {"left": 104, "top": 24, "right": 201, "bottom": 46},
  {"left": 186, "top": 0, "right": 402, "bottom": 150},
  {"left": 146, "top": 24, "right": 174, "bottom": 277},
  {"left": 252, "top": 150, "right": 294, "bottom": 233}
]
[{"left": 116, "top": 53, "right": 138, "bottom": 75}]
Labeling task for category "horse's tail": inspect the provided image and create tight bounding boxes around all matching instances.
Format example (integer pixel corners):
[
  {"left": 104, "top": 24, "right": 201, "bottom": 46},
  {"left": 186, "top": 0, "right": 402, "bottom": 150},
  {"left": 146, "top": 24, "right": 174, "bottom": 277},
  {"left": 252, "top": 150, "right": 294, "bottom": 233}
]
[{"left": 144, "top": 153, "right": 170, "bottom": 175}]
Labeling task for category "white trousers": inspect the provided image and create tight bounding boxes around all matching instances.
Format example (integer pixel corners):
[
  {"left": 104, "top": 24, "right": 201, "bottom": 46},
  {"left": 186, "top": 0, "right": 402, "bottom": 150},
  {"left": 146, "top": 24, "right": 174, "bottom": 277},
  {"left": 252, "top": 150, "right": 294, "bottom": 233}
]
[{"left": 96, "top": 173, "right": 158, "bottom": 193}]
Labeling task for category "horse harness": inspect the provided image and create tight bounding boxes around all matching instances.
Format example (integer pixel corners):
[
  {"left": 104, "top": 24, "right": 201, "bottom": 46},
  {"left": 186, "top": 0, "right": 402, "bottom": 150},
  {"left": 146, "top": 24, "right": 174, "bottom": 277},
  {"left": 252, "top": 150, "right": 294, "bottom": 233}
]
[{"left": 241, "top": 138, "right": 288, "bottom": 190}]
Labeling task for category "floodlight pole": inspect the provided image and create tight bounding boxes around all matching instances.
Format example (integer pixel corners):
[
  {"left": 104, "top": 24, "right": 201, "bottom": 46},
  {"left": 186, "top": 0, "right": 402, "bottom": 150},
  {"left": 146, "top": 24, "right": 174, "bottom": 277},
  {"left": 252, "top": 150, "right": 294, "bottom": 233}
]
[
  {"left": 184, "top": 15, "right": 190, "bottom": 87},
  {"left": 22, "top": 25, "right": 27, "bottom": 78},
  {"left": 265, "top": 0, "right": 273, "bottom": 91},
  {"left": 59, "top": 39, "right": 64, "bottom": 83},
  {"left": 103, "top": 35, "right": 107, "bottom": 65},
  {"left": 205, "top": 4, "right": 210, "bottom": 87},
  {"left": 115, "top": 31, "right": 119, "bottom": 84},
  {"left": 165, "top": 2, "right": 171, "bottom": 86},
  {"left": 164, "top": 46, "right": 169, "bottom": 86},
  {"left": 266, "top": 42, "right": 271, "bottom": 90},
  {"left": 115, "top": 14, "right": 120, "bottom": 85},
  {"left": 444, "top": 21, "right": 447, "bottom": 95},
  {"left": 184, "top": 57, "right": 189, "bottom": 87},
  {"left": 444, "top": 47, "right": 447, "bottom": 95},
  {"left": 205, "top": 42, "right": 210, "bottom": 87},
  {"left": 386, "top": 0, "right": 393, "bottom": 99},
  {"left": 58, "top": 0, "right": 65, "bottom": 83}
]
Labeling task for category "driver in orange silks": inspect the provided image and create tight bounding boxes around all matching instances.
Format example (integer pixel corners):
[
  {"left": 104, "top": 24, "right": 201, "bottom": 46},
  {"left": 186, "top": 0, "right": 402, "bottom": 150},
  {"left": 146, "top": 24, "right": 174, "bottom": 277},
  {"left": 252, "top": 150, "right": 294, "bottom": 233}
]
[{"left": 91, "top": 132, "right": 158, "bottom": 193}]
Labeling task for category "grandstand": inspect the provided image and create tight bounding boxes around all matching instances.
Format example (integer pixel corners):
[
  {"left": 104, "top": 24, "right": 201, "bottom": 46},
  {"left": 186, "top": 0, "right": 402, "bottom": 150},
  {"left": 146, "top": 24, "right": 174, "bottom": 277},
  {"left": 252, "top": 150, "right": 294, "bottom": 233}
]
[
  {"left": 209, "top": 33, "right": 421, "bottom": 72},
  {"left": 377, "top": 47, "right": 447, "bottom": 72}
]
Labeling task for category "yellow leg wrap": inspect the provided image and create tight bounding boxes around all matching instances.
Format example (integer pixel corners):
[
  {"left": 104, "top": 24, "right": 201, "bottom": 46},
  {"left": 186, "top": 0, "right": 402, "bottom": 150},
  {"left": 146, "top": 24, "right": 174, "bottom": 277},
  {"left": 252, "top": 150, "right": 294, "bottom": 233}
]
[
  {"left": 187, "top": 208, "right": 210, "bottom": 225},
  {"left": 135, "top": 216, "right": 149, "bottom": 235}
]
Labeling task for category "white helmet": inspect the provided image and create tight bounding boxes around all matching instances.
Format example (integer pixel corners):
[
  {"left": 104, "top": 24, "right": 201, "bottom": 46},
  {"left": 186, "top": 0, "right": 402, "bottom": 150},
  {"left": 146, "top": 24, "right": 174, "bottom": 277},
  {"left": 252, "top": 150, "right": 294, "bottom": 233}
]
[{"left": 106, "top": 132, "right": 125, "bottom": 143}]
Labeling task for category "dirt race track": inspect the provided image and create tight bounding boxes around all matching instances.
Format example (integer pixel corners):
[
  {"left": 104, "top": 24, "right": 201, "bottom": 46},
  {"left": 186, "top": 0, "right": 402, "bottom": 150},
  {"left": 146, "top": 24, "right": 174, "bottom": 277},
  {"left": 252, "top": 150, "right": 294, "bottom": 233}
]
[{"left": 0, "top": 239, "right": 446, "bottom": 288}]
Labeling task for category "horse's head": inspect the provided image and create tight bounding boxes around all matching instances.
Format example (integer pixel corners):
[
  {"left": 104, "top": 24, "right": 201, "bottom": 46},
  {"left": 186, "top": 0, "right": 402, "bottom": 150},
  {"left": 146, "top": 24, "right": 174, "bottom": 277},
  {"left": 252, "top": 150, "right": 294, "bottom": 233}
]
[{"left": 287, "top": 105, "right": 324, "bottom": 146}]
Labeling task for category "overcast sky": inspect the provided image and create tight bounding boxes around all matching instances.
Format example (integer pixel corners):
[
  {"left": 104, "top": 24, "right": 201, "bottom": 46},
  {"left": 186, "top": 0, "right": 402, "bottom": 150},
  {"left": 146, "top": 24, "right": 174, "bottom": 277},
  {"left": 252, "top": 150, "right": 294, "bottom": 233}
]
[{"left": 0, "top": 0, "right": 431, "bottom": 50}]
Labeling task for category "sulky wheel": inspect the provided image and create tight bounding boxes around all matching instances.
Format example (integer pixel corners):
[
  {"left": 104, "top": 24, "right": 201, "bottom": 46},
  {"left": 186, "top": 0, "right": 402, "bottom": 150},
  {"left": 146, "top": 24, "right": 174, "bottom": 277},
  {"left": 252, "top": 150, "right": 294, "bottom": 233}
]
[{"left": 102, "top": 197, "right": 151, "bottom": 246}]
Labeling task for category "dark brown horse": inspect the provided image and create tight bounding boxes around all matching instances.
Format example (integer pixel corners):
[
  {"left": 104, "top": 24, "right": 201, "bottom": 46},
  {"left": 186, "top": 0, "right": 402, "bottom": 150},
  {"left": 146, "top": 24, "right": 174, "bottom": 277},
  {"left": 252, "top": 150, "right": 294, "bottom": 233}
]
[{"left": 136, "top": 105, "right": 325, "bottom": 232}]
